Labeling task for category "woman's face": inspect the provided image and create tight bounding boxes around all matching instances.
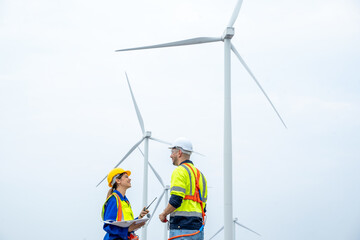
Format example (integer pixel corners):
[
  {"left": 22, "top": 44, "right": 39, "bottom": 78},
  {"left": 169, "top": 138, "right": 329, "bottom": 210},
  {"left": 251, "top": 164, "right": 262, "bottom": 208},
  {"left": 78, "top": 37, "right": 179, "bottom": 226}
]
[{"left": 117, "top": 173, "right": 131, "bottom": 189}]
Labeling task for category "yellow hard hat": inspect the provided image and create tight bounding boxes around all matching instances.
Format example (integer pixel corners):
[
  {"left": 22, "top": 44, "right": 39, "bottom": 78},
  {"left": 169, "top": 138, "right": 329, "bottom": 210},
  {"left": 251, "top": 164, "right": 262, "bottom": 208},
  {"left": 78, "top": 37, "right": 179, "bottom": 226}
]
[{"left": 107, "top": 168, "right": 131, "bottom": 187}]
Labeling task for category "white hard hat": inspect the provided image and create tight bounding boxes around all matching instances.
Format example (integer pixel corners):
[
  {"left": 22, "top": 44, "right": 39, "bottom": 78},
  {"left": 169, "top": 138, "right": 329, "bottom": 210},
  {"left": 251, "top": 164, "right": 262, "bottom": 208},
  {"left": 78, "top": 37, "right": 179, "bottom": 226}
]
[{"left": 169, "top": 137, "right": 193, "bottom": 152}]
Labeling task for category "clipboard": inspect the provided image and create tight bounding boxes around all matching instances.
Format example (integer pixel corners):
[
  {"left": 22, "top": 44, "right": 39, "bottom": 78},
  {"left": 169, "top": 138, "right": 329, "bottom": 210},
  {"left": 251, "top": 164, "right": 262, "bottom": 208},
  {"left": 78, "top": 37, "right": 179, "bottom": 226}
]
[{"left": 104, "top": 218, "right": 149, "bottom": 228}]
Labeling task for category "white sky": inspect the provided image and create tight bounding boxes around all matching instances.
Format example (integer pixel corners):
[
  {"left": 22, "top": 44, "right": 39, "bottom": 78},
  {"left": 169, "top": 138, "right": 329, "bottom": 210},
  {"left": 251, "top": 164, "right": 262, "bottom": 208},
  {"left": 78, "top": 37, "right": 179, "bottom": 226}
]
[{"left": 1, "top": 0, "right": 359, "bottom": 239}]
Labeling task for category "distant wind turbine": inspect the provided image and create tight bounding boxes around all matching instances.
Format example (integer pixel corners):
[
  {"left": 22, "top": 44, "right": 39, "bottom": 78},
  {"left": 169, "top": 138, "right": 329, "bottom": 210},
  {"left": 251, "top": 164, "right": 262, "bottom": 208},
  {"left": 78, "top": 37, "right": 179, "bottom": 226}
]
[
  {"left": 96, "top": 73, "right": 171, "bottom": 240},
  {"left": 115, "top": 0, "right": 287, "bottom": 238},
  {"left": 208, "top": 217, "right": 261, "bottom": 240}
]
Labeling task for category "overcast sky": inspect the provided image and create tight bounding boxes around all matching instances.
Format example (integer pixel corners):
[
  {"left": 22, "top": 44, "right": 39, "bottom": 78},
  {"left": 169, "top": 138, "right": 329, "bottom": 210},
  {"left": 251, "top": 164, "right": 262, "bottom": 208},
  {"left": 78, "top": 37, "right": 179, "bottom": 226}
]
[{"left": 1, "top": 0, "right": 359, "bottom": 239}]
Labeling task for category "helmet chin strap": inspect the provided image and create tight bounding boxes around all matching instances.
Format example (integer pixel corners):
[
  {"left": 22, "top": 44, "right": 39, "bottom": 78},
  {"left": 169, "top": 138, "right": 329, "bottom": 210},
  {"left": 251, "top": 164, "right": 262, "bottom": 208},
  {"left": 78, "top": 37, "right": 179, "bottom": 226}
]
[{"left": 111, "top": 174, "right": 121, "bottom": 186}]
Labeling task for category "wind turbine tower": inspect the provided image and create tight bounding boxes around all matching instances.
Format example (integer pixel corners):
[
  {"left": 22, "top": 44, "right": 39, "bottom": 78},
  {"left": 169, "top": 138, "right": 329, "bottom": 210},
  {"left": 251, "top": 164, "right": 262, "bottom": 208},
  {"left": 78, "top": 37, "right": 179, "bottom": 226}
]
[{"left": 115, "top": 0, "right": 287, "bottom": 239}]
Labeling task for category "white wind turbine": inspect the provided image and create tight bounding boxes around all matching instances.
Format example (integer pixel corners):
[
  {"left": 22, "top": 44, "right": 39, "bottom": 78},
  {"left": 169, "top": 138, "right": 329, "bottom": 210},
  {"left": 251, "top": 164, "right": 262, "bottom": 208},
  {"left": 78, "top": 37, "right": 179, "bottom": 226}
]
[
  {"left": 115, "top": 0, "right": 287, "bottom": 238},
  {"left": 208, "top": 217, "right": 261, "bottom": 240},
  {"left": 96, "top": 73, "right": 171, "bottom": 240}
]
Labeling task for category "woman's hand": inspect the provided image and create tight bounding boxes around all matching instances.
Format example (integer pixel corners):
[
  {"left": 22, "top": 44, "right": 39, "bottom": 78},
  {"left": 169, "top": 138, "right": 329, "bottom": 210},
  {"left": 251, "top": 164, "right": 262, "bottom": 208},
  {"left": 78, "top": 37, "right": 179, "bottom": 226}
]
[
  {"left": 128, "top": 222, "right": 145, "bottom": 232},
  {"left": 138, "top": 207, "right": 150, "bottom": 219}
]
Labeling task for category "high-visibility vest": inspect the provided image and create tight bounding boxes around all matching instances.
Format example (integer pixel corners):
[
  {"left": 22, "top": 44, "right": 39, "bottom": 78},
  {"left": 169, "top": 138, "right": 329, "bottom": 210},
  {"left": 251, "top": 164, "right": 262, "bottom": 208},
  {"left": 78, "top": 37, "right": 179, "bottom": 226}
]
[
  {"left": 170, "top": 162, "right": 207, "bottom": 219},
  {"left": 102, "top": 192, "right": 134, "bottom": 221}
]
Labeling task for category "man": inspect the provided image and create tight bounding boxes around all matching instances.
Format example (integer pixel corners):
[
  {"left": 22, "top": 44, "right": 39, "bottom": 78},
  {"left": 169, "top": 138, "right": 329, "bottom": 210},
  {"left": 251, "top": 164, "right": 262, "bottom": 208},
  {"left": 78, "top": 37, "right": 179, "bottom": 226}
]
[{"left": 159, "top": 137, "right": 208, "bottom": 240}]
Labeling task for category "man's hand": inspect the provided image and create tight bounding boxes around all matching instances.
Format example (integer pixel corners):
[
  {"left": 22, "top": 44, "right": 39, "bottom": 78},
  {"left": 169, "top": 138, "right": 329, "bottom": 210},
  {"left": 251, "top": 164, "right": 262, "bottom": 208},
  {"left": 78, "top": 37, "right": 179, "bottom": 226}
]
[
  {"left": 159, "top": 203, "right": 176, "bottom": 222},
  {"left": 159, "top": 212, "right": 168, "bottom": 223}
]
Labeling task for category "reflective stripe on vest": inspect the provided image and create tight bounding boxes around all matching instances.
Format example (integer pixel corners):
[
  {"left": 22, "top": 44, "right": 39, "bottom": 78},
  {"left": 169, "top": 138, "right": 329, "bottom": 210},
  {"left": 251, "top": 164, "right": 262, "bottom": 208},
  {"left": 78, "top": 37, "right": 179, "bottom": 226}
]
[
  {"left": 170, "top": 186, "right": 186, "bottom": 194},
  {"left": 180, "top": 164, "right": 193, "bottom": 195}
]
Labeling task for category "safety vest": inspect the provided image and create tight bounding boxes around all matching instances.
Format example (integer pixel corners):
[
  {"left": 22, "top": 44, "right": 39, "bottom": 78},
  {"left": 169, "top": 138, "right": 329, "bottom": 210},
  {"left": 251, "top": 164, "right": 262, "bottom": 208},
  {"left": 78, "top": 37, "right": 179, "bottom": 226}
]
[
  {"left": 102, "top": 192, "right": 134, "bottom": 221},
  {"left": 170, "top": 162, "right": 207, "bottom": 219}
]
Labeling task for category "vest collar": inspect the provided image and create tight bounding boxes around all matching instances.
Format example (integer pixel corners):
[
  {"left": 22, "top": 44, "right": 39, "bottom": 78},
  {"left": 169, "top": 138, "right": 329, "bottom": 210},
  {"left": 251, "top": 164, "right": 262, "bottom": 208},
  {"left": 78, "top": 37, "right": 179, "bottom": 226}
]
[
  {"left": 180, "top": 159, "right": 193, "bottom": 165},
  {"left": 113, "top": 189, "right": 129, "bottom": 202}
]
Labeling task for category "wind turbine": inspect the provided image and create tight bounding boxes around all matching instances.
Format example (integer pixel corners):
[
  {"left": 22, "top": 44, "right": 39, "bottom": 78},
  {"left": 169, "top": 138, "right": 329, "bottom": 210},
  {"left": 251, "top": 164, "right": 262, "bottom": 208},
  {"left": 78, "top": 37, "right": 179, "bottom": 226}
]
[
  {"left": 96, "top": 73, "right": 171, "bottom": 240},
  {"left": 115, "top": 0, "right": 287, "bottom": 238},
  {"left": 138, "top": 148, "right": 170, "bottom": 240},
  {"left": 208, "top": 217, "right": 261, "bottom": 240}
]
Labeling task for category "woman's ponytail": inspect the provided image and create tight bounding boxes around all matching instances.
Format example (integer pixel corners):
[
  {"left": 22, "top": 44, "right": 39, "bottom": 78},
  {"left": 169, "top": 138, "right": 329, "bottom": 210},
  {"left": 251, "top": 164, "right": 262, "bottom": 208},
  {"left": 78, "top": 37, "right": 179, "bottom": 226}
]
[
  {"left": 106, "top": 188, "right": 114, "bottom": 199},
  {"left": 106, "top": 173, "right": 123, "bottom": 199}
]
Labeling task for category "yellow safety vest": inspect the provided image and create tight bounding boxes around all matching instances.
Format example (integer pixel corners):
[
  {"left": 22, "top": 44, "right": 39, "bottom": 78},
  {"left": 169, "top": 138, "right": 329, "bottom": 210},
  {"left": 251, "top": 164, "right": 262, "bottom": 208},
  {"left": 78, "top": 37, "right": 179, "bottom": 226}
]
[
  {"left": 102, "top": 192, "right": 134, "bottom": 221},
  {"left": 170, "top": 162, "right": 207, "bottom": 219}
]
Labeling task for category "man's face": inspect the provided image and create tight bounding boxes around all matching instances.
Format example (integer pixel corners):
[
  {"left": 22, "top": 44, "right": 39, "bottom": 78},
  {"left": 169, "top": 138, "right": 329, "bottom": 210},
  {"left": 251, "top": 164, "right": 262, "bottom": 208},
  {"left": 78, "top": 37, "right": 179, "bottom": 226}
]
[{"left": 170, "top": 148, "right": 180, "bottom": 166}]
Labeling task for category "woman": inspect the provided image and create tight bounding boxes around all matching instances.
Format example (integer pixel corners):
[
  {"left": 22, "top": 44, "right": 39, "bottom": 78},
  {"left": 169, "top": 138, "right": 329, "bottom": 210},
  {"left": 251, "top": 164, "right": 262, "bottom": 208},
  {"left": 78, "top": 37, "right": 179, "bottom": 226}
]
[{"left": 102, "top": 168, "right": 149, "bottom": 240}]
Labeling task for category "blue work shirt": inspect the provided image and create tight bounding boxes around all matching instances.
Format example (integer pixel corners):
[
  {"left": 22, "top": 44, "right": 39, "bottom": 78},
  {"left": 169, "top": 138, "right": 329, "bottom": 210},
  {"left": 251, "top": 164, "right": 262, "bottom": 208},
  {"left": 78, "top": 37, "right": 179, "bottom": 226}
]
[{"left": 103, "top": 190, "right": 133, "bottom": 240}]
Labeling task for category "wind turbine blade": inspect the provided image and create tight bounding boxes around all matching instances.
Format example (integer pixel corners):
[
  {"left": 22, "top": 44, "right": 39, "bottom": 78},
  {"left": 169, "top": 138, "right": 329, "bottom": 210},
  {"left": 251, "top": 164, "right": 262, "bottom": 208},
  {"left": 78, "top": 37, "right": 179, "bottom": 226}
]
[
  {"left": 146, "top": 189, "right": 166, "bottom": 226},
  {"left": 138, "top": 147, "right": 165, "bottom": 188},
  {"left": 125, "top": 72, "right": 145, "bottom": 134},
  {"left": 234, "top": 221, "right": 261, "bottom": 236},
  {"left": 227, "top": 0, "right": 244, "bottom": 27},
  {"left": 150, "top": 137, "right": 205, "bottom": 156},
  {"left": 96, "top": 137, "right": 145, "bottom": 187},
  {"left": 96, "top": 175, "right": 108, "bottom": 188},
  {"left": 113, "top": 137, "right": 145, "bottom": 168},
  {"left": 231, "top": 44, "right": 287, "bottom": 128},
  {"left": 149, "top": 137, "right": 171, "bottom": 145},
  {"left": 137, "top": 147, "right": 144, "bottom": 156},
  {"left": 148, "top": 161, "right": 165, "bottom": 188},
  {"left": 193, "top": 151, "right": 206, "bottom": 157},
  {"left": 116, "top": 37, "right": 222, "bottom": 52},
  {"left": 208, "top": 226, "right": 224, "bottom": 240}
]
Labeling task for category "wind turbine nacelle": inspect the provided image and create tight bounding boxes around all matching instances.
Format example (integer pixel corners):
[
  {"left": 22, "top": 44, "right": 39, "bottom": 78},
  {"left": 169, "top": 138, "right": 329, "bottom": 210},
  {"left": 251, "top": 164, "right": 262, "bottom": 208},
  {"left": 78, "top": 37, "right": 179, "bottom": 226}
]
[
  {"left": 144, "top": 131, "right": 152, "bottom": 138},
  {"left": 222, "top": 27, "right": 235, "bottom": 40}
]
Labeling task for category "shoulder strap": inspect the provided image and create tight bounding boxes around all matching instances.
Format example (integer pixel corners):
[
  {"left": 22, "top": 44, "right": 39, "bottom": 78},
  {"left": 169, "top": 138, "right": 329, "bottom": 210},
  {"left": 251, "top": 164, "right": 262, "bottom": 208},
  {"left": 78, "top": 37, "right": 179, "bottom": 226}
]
[
  {"left": 112, "top": 192, "right": 123, "bottom": 221},
  {"left": 182, "top": 163, "right": 206, "bottom": 222},
  {"left": 183, "top": 163, "right": 201, "bottom": 202}
]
